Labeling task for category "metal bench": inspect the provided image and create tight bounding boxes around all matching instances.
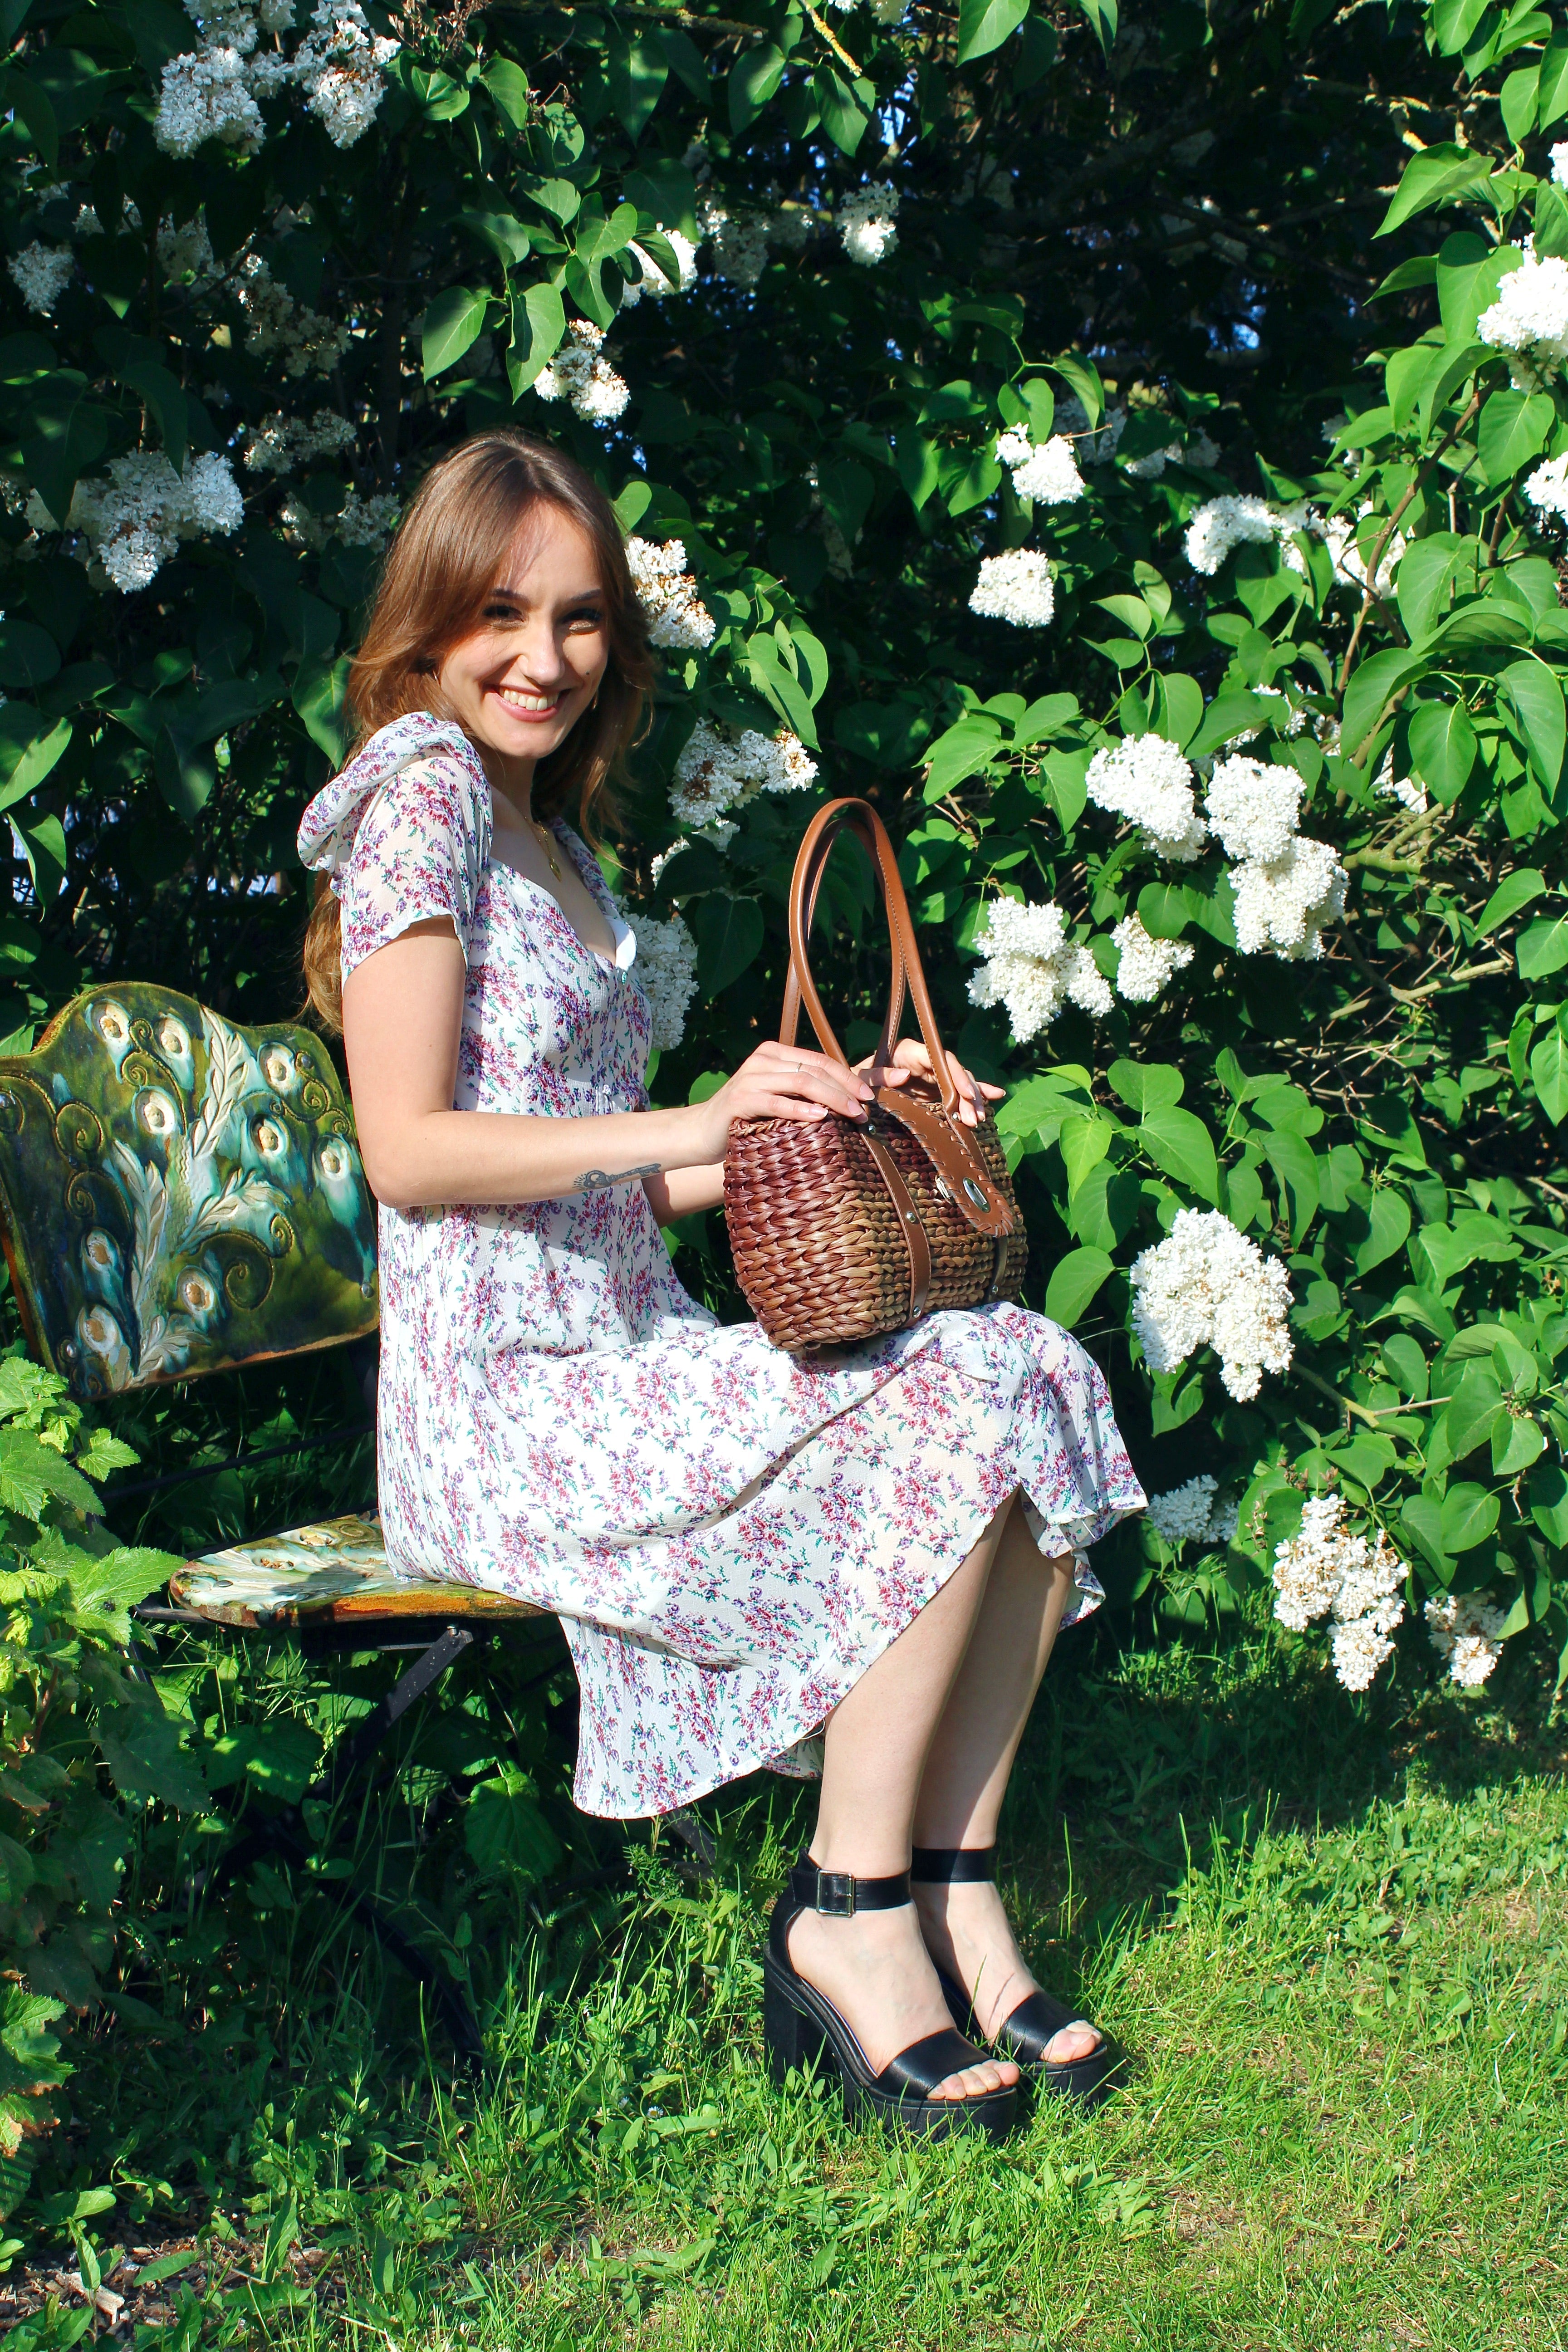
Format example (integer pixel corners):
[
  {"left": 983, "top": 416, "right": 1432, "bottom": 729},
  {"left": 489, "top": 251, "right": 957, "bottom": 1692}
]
[{"left": 0, "top": 981, "right": 549, "bottom": 2062}]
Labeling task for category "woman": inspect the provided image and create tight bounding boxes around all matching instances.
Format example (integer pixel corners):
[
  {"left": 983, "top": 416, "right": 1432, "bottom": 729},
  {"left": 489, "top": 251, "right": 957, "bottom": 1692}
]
[{"left": 299, "top": 427, "right": 1145, "bottom": 2143}]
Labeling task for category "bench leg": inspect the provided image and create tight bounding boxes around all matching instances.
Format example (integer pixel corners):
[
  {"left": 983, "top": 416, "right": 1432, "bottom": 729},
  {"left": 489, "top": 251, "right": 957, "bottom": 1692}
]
[{"left": 210, "top": 1624, "right": 486, "bottom": 2067}]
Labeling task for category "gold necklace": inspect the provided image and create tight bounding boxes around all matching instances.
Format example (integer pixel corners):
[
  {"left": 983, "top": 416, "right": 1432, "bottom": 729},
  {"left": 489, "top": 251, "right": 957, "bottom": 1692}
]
[{"left": 530, "top": 815, "right": 562, "bottom": 880}]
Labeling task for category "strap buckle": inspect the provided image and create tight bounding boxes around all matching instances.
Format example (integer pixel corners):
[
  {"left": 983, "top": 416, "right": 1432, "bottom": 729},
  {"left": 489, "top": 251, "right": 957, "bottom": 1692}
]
[{"left": 813, "top": 1871, "right": 857, "bottom": 1917}]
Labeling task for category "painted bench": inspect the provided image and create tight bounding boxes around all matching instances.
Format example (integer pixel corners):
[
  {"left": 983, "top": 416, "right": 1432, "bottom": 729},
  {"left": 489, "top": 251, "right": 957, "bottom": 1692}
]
[{"left": 0, "top": 980, "right": 549, "bottom": 2060}]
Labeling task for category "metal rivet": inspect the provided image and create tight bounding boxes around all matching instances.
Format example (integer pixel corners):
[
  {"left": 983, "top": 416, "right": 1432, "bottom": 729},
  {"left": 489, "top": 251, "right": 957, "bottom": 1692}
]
[{"left": 963, "top": 1178, "right": 990, "bottom": 1208}]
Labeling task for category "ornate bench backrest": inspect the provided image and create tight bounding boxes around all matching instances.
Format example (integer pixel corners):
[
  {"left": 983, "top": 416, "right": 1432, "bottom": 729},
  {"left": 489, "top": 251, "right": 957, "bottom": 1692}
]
[{"left": 0, "top": 983, "right": 378, "bottom": 1399}]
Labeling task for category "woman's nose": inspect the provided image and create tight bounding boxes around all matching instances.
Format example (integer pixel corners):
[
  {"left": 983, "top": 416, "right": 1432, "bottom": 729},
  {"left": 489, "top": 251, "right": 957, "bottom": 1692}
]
[{"left": 505, "top": 619, "right": 570, "bottom": 685}]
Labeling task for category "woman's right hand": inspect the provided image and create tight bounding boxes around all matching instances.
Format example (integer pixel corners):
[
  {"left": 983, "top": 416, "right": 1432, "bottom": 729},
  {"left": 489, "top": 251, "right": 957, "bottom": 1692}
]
[{"left": 688, "top": 1041, "right": 874, "bottom": 1163}]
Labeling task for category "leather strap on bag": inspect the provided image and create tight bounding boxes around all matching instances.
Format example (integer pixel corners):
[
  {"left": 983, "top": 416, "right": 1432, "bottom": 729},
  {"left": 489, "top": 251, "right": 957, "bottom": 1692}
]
[{"left": 777, "top": 799, "right": 1015, "bottom": 1325}]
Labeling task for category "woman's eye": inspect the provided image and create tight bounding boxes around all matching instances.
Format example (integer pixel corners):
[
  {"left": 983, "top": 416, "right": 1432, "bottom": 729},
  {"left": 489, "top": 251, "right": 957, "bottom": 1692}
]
[{"left": 567, "top": 608, "right": 605, "bottom": 630}]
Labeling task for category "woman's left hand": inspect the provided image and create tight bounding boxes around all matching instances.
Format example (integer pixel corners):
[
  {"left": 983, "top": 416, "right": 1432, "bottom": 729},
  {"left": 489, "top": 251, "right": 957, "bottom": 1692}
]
[{"left": 854, "top": 1037, "right": 1005, "bottom": 1130}]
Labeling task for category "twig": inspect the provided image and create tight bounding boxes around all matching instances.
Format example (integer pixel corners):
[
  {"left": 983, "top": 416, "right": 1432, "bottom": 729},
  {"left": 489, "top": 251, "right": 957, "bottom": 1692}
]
[
  {"left": 804, "top": 0, "right": 860, "bottom": 75},
  {"left": 1337, "top": 388, "right": 1486, "bottom": 704}
]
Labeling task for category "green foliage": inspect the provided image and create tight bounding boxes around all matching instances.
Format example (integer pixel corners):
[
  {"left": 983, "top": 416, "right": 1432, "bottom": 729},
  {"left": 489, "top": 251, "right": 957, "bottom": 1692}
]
[
  {"left": 0, "top": 1356, "right": 179, "bottom": 2208},
  {"left": 3, "top": 0, "right": 1568, "bottom": 2247}
]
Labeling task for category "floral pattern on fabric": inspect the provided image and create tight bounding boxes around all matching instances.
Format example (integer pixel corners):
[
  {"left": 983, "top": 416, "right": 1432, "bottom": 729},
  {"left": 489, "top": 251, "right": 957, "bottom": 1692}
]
[{"left": 298, "top": 713, "right": 1146, "bottom": 1818}]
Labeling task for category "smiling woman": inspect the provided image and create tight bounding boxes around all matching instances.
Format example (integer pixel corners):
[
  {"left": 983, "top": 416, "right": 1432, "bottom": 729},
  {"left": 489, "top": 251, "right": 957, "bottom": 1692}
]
[{"left": 294, "top": 426, "right": 1143, "bottom": 2140}]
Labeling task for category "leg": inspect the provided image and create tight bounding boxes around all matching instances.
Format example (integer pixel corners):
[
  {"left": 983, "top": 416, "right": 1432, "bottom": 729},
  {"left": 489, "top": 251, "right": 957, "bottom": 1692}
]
[
  {"left": 786, "top": 1497, "right": 1020, "bottom": 2103},
  {"left": 911, "top": 1496, "right": 1101, "bottom": 2063}
]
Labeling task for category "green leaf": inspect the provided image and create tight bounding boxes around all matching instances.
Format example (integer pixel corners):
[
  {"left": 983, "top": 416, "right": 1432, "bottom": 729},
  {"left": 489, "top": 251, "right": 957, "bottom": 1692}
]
[
  {"left": 1442, "top": 1365, "right": 1506, "bottom": 1462},
  {"left": 1529, "top": 1025, "right": 1568, "bottom": 1121},
  {"left": 1140, "top": 1105, "right": 1219, "bottom": 1203},
  {"left": 1135, "top": 882, "right": 1195, "bottom": 941},
  {"left": 482, "top": 57, "right": 533, "bottom": 130},
  {"left": 507, "top": 279, "right": 565, "bottom": 398},
  {"left": 0, "top": 709, "right": 71, "bottom": 816},
  {"left": 1477, "top": 387, "right": 1555, "bottom": 484},
  {"left": 421, "top": 285, "right": 491, "bottom": 382},
  {"left": 730, "top": 41, "right": 786, "bottom": 134},
  {"left": 0, "top": 622, "right": 58, "bottom": 693},
  {"left": 1517, "top": 911, "right": 1568, "bottom": 978},
  {"left": 1375, "top": 144, "right": 1494, "bottom": 237},
  {"left": 1343, "top": 649, "right": 1427, "bottom": 763},
  {"left": 1499, "top": 658, "right": 1566, "bottom": 788},
  {"left": 1441, "top": 1483, "right": 1499, "bottom": 1553},
  {"left": 1148, "top": 671, "right": 1204, "bottom": 747},
  {"left": 895, "top": 429, "right": 941, "bottom": 512},
  {"left": 1043, "top": 1246, "right": 1114, "bottom": 1328},
  {"left": 64, "top": 1546, "right": 179, "bottom": 1646},
  {"left": 206, "top": 1720, "right": 321, "bottom": 1803},
  {"left": 1529, "top": 1459, "right": 1568, "bottom": 1544},
  {"left": 292, "top": 652, "right": 353, "bottom": 765},
  {"left": 813, "top": 67, "right": 873, "bottom": 156},
  {"left": 1542, "top": 25, "right": 1568, "bottom": 125},
  {"left": 0, "top": 66, "right": 59, "bottom": 171},
  {"left": 607, "top": 28, "right": 668, "bottom": 142},
  {"left": 956, "top": 0, "right": 1030, "bottom": 65},
  {"left": 1108, "top": 1059, "right": 1182, "bottom": 1112},
  {"left": 1059, "top": 1113, "right": 1114, "bottom": 1193},
  {"left": 1261, "top": 1129, "right": 1321, "bottom": 1241},
  {"left": 1500, "top": 64, "right": 1539, "bottom": 145},
  {"left": 1352, "top": 1185, "right": 1411, "bottom": 1274},
  {"left": 1485, "top": 870, "right": 1542, "bottom": 931},
  {"left": 1408, "top": 697, "right": 1477, "bottom": 804},
  {"left": 465, "top": 1763, "right": 563, "bottom": 1886},
  {"left": 1397, "top": 1494, "right": 1448, "bottom": 1573},
  {"left": 1074, "top": 0, "right": 1118, "bottom": 59},
  {"left": 0, "top": 1426, "right": 98, "bottom": 1519},
  {"left": 923, "top": 715, "right": 1002, "bottom": 799},
  {"left": 99, "top": 1705, "right": 206, "bottom": 1813},
  {"left": 692, "top": 895, "right": 763, "bottom": 993}
]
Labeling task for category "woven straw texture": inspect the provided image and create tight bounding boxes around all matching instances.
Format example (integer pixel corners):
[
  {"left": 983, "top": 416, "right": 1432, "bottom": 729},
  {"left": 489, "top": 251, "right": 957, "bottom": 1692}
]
[{"left": 727, "top": 1102, "right": 1026, "bottom": 1354}]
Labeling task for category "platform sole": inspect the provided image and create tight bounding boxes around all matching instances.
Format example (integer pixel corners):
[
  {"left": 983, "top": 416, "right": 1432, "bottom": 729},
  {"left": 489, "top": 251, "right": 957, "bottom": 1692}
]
[{"left": 761, "top": 1954, "right": 1017, "bottom": 2144}]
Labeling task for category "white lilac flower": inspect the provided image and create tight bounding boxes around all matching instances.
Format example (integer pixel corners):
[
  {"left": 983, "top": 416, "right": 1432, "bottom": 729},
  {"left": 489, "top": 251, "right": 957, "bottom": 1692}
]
[
  {"left": 1146, "top": 1474, "right": 1230, "bottom": 1548},
  {"left": 74, "top": 205, "right": 103, "bottom": 240},
  {"left": 237, "top": 253, "right": 349, "bottom": 374},
  {"left": 670, "top": 721, "right": 815, "bottom": 828},
  {"left": 1526, "top": 450, "right": 1568, "bottom": 524},
  {"left": 1086, "top": 735, "right": 1207, "bottom": 861},
  {"left": 995, "top": 427, "right": 1085, "bottom": 505},
  {"left": 1424, "top": 1592, "right": 1507, "bottom": 1688},
  {"left": 243, "top": 408, "right": 357, "bottom": 474},
  {"left": 292, "top": 0, "right": 399, "bottom": 147},
  {"left": 1230, "top": 833, "right": 1348, "bottom": 960},
  {"left": 838, "top": 182, "right": 899, "bottom": 267},
  {"left": 335, "top": 489, "right": 399, "bottom": 546},
  {"left": 1204, "top": 754, "right": 1304, "bottom": 865},
  {"left": 1553, "top": 143, "right": 1568, "bottom": 190},
  {"left": 187, "top": 451, "right": 245, "bottom": 534},
  {"left": 69, "top": 450, "right": 244, "bottom": 592},
  {"left": 1124, "top": 441, "right": 1184, "bottom": 480},
  {"left": 1186, "top": 429, "right": 1220, "bottom": 469},
  {"left": 534, "top": 320, "right": 629, "bottom": 426},
  {"left": 870, "top": 0, "right": 911, "bottom": 20},
  {"left": 1183, "top": 493, "right": 1279, "bottom": 574},
  {"left": 158, "top": 211, "right": 220, "bottom": 291},
  {"left": 966, "top": 900, "right": 1112, "bottom": 1042},
  {"left": 7, "top": 242, "right": 74, "bottom": 315},
  {"left": 969, "top": 550, "right": 1054, "bottom": 628},
  {"left": 625, "top": 536, "right": 716, "bottom": 651},
  {"left": 156, "top": 40, "right": 268, "bottom": 158},
  {"left": 619, "top": 228, "right": 699, "bottom": 307},
  {"left": 1056, "top": 396, "right": 1126, "bottom": 463},
  {"left": 1271, "top": 1496, "right": 1406, "bottom": 1691},
  {"left": 649, "top": 823, "right": 736, "bottom": 886},
  {"left": 1112, "top": 913, "right": 1195, "bottom": 1004},
  {"left": 627, "top": 911, "right": 698, "bottom": 1052},
  {"left": 1477, "top": 243, "right": 1568, "bottom": 389},
  {"left": 1130, "top": 1207, "right": 1293, "bottom": 1402},
  {"left": 699, "top": 196, "right": 771, "bottom": 288}
]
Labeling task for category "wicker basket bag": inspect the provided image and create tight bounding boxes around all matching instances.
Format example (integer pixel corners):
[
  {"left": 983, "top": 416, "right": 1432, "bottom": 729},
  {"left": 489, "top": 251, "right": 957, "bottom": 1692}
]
[{"left": 725, "top": 797, "right": 1027, "bottom": 1353}]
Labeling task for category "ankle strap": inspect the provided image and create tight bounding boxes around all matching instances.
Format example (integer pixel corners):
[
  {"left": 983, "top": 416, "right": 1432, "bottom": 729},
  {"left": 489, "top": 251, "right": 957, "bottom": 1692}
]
[
  {"left": 910, "top": 1846, "right": 996, "bottom": 1884},
  {"left": 789, "top": 1857, "right": 911, "bottom": 1919}
]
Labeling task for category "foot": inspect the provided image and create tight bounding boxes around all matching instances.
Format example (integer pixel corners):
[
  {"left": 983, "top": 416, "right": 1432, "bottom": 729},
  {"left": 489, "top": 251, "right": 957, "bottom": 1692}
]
[
  {"left": 912, "top": 1877, "right": 1102, "bottom": 2067},
  {"left": 785, "top": 1901, "right": 1020, "bottom": 2103}
]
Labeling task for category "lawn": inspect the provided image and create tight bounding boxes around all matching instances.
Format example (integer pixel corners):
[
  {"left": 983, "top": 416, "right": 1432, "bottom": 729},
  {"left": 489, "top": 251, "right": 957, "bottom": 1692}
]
[{"left": 5, "top": 1628, "right": 1565, "bottom": 2352}]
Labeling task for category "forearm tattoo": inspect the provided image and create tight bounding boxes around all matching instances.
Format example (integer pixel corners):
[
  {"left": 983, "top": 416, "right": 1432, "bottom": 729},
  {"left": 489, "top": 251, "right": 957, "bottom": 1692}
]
[{"left": 573, "top": 1163, "right": 662, "bottom": 1194}]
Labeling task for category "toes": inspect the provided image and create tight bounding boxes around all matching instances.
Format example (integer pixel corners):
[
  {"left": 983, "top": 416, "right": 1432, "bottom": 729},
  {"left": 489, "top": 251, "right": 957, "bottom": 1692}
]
[
  {"left": 929, "top": 2057, "right": 1019, "bottom": 2101},
  {"left": 1044, "top": 2024, "right": 1102, "bottom": 2066}
]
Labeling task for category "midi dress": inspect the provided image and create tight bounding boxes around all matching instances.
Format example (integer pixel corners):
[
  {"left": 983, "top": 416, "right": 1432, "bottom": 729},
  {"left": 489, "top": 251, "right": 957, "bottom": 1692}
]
[{"left": 298, "top": 711, "right": 1146, "bottom": 1819}]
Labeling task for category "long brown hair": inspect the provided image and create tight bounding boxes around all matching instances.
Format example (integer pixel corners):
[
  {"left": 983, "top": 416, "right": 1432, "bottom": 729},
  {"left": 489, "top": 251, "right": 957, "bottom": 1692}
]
[{"left": 302, "top": 427, "right": 654, "bottom": 1029}]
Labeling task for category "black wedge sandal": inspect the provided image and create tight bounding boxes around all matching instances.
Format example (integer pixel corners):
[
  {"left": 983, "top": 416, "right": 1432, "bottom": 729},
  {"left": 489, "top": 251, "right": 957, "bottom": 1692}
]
[
  {"left": 910, "top": 1846, "right": 1126, "bottom": 2111},
  {"left": 762, "top": 1857, "right": 1019, "bottom": 2144}
]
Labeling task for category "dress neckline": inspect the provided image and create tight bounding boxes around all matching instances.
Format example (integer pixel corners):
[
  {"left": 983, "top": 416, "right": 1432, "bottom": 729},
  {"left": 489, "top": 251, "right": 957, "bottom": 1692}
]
[{"left": 487, "top": 820, "right": 636, "bottom": 974}]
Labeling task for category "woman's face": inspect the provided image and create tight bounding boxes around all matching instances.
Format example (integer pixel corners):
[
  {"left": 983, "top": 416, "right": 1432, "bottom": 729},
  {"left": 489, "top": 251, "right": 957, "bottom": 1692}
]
[{"left": 437, "top": 504, "right": 610, "bottom": 778}]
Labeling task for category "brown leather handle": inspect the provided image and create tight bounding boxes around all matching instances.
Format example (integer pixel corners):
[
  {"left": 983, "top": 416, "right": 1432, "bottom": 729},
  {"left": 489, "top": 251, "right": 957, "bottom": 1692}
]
[
  {"left": 776, "top": 799, "right": 1017, "bottom": 1244},
  {"left": 779, "top": 798, "right": 959, "bottom": 1116}
]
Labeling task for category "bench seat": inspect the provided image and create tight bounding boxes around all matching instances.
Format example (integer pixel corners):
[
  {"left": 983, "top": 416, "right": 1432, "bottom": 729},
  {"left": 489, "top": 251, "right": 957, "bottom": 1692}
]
[{"left": 170, "top": 1512, "right": 544, "bottom": 1629}]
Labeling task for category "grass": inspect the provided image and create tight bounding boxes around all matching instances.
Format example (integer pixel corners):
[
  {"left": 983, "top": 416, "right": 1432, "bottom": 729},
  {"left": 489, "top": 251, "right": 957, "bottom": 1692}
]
[{"left": 6, "top": 1627, "right": 1567, "bottom": 2352}]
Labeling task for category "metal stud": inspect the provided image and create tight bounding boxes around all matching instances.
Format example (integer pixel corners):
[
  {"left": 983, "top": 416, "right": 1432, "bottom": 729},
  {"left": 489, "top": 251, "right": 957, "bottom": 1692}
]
[{"left": 962, "top": 1178, "right": 990, "bottom": 1208}]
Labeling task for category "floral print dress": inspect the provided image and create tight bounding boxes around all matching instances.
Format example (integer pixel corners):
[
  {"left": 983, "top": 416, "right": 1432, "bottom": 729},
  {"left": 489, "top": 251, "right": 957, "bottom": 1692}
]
[{"left": 299, "top": 712, "right": 1145, "bottom": 1818}]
